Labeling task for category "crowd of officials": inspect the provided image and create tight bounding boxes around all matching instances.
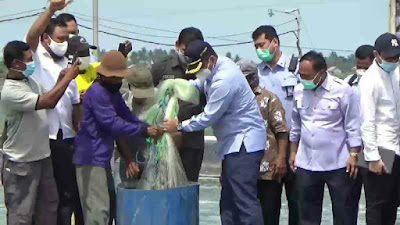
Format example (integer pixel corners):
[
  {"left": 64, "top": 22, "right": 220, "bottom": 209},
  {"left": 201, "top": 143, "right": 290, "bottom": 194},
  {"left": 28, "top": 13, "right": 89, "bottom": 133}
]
[{"left": 1, "top": 0, "right": 400, "bottom": 225}]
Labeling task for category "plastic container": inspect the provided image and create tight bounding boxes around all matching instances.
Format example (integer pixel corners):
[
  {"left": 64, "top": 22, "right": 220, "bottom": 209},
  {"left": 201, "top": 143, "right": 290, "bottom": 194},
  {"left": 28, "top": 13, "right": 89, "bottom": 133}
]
[{"left": 116, "top": 183, "right": 200, "bottom": 225}]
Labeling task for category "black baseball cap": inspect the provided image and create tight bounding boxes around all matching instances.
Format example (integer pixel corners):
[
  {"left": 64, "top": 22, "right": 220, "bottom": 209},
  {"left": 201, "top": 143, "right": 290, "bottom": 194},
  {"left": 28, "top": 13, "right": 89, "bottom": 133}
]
[
  {"left": 185, "top": 40, "right": 216, "bottom": 75},
  {"left": 375, "top": 33, "right": 400, "bottom": 58},
  {"left": 67, "top": 35, "right": 97, "bottom": 57}
]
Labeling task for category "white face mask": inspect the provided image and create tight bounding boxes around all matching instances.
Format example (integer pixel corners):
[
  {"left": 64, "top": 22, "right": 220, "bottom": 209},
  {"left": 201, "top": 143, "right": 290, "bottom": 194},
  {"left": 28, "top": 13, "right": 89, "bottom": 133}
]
[
  {"left": 78, "top": 56, "right": 91, "bottom": 71},
  {"left": 176, "top": 49, "right": 188, "bottom": 64},
  {"left": 196, "top": 69, "right": 212, "bottom": 83},
  {"left": 356, "top": 69, "right": 366, "bottom": 77},
  {"left": 49, "top": 36, "right": 68, "bottom": 57}
]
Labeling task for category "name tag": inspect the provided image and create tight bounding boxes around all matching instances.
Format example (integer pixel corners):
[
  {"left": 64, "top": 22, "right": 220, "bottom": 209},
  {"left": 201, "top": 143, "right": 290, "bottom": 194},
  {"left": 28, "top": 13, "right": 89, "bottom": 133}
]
[{"left": 162, "top": 75, "right": 175, "bottom": 80}]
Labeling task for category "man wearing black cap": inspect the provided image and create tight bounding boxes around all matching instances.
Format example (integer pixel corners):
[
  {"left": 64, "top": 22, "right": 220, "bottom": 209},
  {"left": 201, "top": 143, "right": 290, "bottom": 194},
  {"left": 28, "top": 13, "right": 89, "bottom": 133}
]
[
  {"left": 164, "top": 40, "right": 267, "bottom": 225},
  {"left": 359, "top": 32, "right": 400, "bottom": 225},
  {"left": 151, "top": 27, "right": 205, "bottom": 183}
]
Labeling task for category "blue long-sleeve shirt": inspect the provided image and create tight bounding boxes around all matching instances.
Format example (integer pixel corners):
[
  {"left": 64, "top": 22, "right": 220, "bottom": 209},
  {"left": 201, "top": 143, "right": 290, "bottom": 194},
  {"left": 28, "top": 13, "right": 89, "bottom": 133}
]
[
  {"left": 289, "top": 74, "right": 362, "bottom": 171},
  {"left": 182, "top": 57, "right": 267, "bottom": 160},
  {"left": 73, "top": 82, "right": 148, "bottom": 168}
]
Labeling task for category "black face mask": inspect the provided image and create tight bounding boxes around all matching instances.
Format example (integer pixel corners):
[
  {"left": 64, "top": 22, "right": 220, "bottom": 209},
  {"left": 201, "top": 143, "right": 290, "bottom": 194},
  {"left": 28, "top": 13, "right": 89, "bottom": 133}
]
[{"left": 100, "top": 80, "right": 122, "bottom": 93}]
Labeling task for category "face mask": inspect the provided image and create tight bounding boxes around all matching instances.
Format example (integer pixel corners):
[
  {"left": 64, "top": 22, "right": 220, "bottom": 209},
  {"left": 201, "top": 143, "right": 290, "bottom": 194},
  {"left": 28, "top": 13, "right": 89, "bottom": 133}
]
[
  {"left": 102, "top": 82, "right": 122, "bottom": 93},
  {"left": 23, "top": 62, "right": 36, "bottom": 77},
  {"left": 196, "top": 69, "right": 211, "bottom": 83},
  {"left": 176, "top": 49, "right": 188, "bottom": 64},
  {"left": 78, "top": 56, "right": 91, "bottom": 71},
  {"left": 69, "top": 34, "right": 76, "bottom": 39},
  {"left": 301, "top": 72, "right": 321, "bottom": 90},
  {"left": 48, "top": 37, "right": 68, "bottom": 57},
  {"left": 356, "top": 69, "right": 366, "bottom": 77},
  {"left": 379, "top": 58, "right": 398, "bottom": 73},
  {"left": 256, "top": 41, "right": 276, "bottom": 62},
  {"left": 11, "top": 61, "right": 36, "bottom": 77}
]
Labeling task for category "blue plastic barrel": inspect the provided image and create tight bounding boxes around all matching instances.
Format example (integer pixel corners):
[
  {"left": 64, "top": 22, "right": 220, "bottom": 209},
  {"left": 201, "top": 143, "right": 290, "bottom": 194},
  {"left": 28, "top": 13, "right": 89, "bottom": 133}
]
[{"left": 116, "top": 184, "right": 200, "bottom": 225}]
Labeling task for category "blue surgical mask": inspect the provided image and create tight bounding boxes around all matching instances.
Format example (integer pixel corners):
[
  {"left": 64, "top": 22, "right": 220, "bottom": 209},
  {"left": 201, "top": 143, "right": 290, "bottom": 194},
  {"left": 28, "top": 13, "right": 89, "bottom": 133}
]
[
  {"left": 23, "top": 62, "right": 36, "bottom": 77},
  {"left": 379, "top": 58, "right": 398, "bottom": 73}
]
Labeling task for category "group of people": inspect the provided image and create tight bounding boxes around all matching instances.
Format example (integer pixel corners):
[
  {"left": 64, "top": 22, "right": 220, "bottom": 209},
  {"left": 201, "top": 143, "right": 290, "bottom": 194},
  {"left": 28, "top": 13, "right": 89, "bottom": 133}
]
[{"left": 1, "top": 1, "right": 400, "bottom": 225}]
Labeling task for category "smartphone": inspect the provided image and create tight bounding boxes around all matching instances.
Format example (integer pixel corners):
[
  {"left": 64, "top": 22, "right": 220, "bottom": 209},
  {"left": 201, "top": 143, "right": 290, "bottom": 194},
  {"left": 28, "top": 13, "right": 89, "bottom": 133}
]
[{"left": 118, "top": 43, "right": 125, "bottom": 53}]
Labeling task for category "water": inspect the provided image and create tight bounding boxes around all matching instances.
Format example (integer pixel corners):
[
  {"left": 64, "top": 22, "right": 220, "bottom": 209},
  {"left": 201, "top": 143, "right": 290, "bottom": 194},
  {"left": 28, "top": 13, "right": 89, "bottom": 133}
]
[{"left": 199, "top": 177, "right": 372, "bottom": 225}]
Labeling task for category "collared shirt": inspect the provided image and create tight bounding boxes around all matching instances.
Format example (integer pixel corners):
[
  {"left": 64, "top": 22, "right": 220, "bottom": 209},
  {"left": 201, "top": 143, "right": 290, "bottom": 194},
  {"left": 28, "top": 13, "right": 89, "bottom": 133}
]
[
  {"left": 0, "top": 78, "right": 50, "bottom": 162},
  {"left": 258, "top": 53, "right": 299, "bottom": 129},
  {"left": 151, "top": 54, "right": 205, "bottom": 150},
  {"left": 32, "top": 43, "right": 80, "bottom": 140},
  {"left": 73, "top": 82, "right": 148, "bottom": 168},
  {"left": 182, "top": 57, "right": 267, "bottom": 160},
  {"left": 359, "top": 61, "right": 400, "bottom": 161},
  {"left": 255, "top": 87, "right": 289, "bottom": 180},
  {"left": 290, "top": 74, "right": 362, "bottom": 171}
]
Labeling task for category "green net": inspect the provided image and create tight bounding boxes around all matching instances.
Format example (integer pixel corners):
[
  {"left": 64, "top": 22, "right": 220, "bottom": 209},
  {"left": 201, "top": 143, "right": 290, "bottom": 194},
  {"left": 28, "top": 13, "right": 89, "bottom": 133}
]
[{"left": 137, "top": 79, "right": 200, "bottom": 190}]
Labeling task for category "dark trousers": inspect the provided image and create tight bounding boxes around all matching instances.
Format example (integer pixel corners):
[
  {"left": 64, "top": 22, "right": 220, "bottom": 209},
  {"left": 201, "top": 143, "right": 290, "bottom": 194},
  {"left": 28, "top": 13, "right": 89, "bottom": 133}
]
[
  {"left": 296, "top": 168, "right": 354, "bottom": 225},
  {"left": 220, "top": 145, "right": 264, "bottom": 225},
  {"left": 364, "top": 156, "right": 400, "bottom": 225},
  {"left": 179, "top": 147, "right": 204, "bottom": 182},
  {"left": 346, "top": 168, "right": 365, "bottom": 225},
  {"left": 257, "top": 165, "right": 299, "bottom": 225},
  {"left": 50, "top": 135, "right": 84, "bottom": 225},
  {"left": 257, "top": 180, "right": 282, "bottom": 225},
  {"left": 282, "top": 169, "right": 299, "bottom": 225}
]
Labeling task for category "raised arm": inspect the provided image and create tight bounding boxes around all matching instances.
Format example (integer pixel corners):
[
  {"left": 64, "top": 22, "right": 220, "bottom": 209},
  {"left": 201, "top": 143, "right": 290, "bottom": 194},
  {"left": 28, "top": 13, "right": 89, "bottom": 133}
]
[{"left": 26, "top": 0, "right": 70, "bottom": 52}]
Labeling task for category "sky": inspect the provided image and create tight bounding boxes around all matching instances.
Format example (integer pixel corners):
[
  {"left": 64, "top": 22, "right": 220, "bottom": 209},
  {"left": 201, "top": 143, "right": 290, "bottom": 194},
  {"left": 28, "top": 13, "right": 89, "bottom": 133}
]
[{"left": 0, "top": 0, "right": 390, "bottom": 62}]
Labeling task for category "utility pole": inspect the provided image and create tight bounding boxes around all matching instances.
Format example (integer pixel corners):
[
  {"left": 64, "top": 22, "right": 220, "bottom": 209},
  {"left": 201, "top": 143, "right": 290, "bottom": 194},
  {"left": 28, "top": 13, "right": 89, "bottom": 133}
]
[
  {"left": 93, "top": 0, "right": 99, "bottom": 57},
  {"left": 389, "top": 0, "right": 396, "bottom": 33},
  {"left": 294, "top": 9, "right": 302, "bottom": 57},
  {"left": 269, "top": 8, "right": 302, "bottom": 57}
]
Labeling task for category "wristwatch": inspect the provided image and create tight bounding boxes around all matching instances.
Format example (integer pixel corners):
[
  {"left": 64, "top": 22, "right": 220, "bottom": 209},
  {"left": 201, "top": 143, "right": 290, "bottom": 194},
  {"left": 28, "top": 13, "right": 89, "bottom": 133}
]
[
  {"left": 350, "top": 152, "right": 359, "bottom": 157},
  {"left": 177, "top": 122, "right": 183, "bottom": 131}
]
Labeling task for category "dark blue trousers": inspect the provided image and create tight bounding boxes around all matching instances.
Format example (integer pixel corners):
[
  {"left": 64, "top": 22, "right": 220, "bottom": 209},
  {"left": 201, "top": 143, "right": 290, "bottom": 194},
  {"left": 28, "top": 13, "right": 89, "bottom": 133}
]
[
  {"left": 296, "top": 168, "right": 355, "bottom": 225},
  {"left": 220, "top": 145, "right": 264, "bottom": 225}
]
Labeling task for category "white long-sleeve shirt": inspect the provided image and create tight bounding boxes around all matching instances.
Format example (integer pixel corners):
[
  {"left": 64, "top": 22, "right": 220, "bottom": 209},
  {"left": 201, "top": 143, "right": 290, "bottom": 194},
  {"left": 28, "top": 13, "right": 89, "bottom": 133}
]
[{"left": 359, "top": 60, "right": 400, "bottom": 161}]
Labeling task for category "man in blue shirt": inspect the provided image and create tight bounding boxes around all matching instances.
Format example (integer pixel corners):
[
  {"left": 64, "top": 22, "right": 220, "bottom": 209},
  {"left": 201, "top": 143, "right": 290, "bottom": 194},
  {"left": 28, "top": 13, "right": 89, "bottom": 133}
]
[
  {"left": 252, "top": 25, "right": 299, "bottom": 225},
  {"left": 290, "top": 51, "right": 362, "bottom": 225},
  {"left": 164, "top": 40, "right": 266, "bottom": 225}
]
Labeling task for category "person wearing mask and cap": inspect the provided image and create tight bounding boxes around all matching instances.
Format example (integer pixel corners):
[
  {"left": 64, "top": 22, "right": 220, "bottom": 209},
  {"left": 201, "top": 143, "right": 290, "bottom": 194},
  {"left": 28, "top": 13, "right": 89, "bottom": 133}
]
[
  {"left": 237, "top": 59, "right": 289, "bottom": 225},
  {"left": 151, "top": 27, "right": 206, "bottom": 182},
  {"left": 163, "top": 40, "right": 266, "bottom": 225},
  {"left": 118, "top": 64, "right": 157, "bottom": 186},
  {"left": 344, "top": 45, "right": 375, "bottom": 88},
  {"left": 359, "top": 33, "right": 400, "bottom": 225},
  {"left": 66, "top": 35, "right": 98, "bottom": 99},
  {"left": 24, "top": 1, "right": 83, "bottom": 225},
  {"left": 73, "top": 50, "right": 163, "bottom": 224},
  {"left": 290, "top": 51, "right": 361, "bottom": 225},
  {"left": 252, "top": 25, "right": 299, "bottom": 225}
]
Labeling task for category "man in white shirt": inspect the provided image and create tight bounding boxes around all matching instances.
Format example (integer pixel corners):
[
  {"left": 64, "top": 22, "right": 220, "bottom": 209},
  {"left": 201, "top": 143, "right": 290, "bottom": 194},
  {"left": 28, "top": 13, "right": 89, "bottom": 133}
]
[
  {"left": 25, "top": 1, "right": 83, "bottom": 225},
  {"left": 359, "top": 32, "right": 400, "bottom": 225}
]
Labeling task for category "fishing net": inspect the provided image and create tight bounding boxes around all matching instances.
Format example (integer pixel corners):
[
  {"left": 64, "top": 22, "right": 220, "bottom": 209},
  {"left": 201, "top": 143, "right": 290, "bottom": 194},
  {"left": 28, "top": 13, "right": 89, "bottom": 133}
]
[{"left": 137, "top": 79, "right": 200, "bottom": 190}]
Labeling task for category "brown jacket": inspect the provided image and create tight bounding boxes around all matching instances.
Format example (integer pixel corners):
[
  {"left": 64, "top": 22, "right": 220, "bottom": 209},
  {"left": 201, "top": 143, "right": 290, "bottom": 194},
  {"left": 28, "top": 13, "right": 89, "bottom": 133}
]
[{"left": 255, "top": 87, "right": 289, "bottom": 181}]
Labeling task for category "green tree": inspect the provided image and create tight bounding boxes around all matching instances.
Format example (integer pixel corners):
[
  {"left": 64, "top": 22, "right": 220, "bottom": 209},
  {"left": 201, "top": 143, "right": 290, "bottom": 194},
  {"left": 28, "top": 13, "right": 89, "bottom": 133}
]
[
  {"left": 225, "top": 52, "right": 232, "bottom": 59},
  {"left": 234, "top": 54, "right": 241, "bottom": 63}
]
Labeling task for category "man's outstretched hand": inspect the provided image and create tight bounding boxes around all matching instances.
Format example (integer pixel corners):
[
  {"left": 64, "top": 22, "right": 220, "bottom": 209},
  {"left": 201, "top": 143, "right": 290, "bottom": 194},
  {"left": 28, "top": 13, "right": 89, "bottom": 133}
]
[
  {"left": 163, "top": 118, "right": 179, "bottom": 133},
  {"left": 147, "top": 125, "right": 164, "bottom": 138}
]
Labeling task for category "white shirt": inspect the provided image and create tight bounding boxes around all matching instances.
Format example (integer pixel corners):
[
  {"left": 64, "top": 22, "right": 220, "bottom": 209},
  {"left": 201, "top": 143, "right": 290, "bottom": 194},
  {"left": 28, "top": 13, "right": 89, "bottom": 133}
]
[
  {"left": 32, "top": 43, "right": 80, "bottom": 140},
  {"left": 359, "top": 60, "right": 400, "bottom": 161}
]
